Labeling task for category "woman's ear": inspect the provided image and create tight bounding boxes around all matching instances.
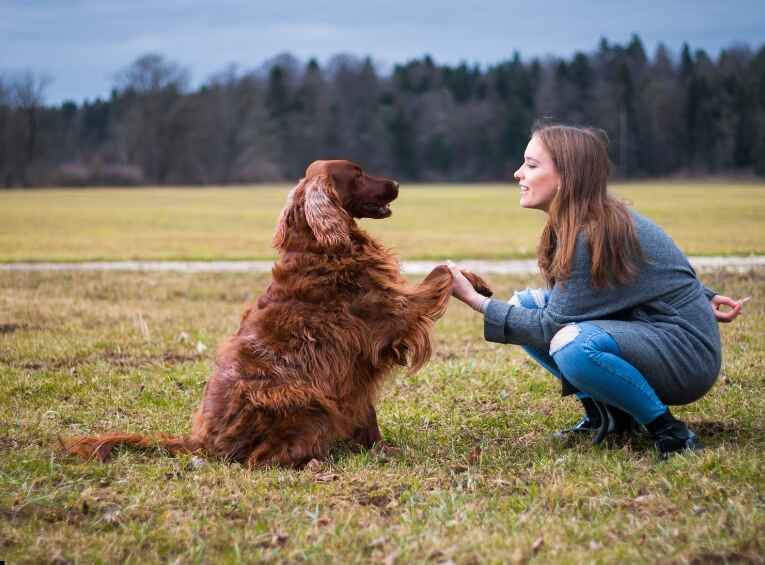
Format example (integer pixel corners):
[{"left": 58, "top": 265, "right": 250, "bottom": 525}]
[{"left": 303, "top": 174, "right": 351, "bottom": 249}]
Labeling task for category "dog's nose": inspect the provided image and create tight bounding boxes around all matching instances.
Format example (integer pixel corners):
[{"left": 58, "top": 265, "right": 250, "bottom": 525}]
[{"left": 388, "top": 180, "right": 400, "bottom": 199}]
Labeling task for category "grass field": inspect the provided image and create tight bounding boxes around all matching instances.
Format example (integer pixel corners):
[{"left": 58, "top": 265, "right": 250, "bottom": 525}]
[
  {"left": 1, "top": 182, "right": 764, "bottom": 563},
  {"left": 1, "top": 268, "right": 764, "bottom": 563},
  {"left": 1, "top": 182, "right": 764, "bottom": 262}
]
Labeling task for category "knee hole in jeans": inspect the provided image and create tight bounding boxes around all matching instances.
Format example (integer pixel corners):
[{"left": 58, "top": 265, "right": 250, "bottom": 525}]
[{"left": 549, "top": 324, "right": 581, "bottom": 356}]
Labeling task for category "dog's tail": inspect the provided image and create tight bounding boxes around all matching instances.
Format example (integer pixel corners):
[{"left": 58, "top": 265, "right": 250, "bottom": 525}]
[{"left": 59, "top": 432, "right": 203, "bottom": 462}]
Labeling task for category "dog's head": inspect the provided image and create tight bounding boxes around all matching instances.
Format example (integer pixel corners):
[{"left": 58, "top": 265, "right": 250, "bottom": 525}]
[{"left": 274, "top": 160, "right": 400, "bottom": 250}]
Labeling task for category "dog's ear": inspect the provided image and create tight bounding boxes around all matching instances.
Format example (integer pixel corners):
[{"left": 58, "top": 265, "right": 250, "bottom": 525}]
[
  {"left": 303, "top": 174, "right": 351, "bottom": 249},
  {"left": 272, "top": 183, "right": 299, "bottom": 249}
]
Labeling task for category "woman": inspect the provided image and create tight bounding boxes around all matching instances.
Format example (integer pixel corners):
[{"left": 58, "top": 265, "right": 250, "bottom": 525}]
[{"left": 448, "top": 124, "right": 744, "bottom": 458}]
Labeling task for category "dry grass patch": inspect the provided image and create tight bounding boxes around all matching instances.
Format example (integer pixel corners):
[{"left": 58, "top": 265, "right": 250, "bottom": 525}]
[
  {"left": 1, "top": 182, "right": 764, "bottom": 261},
  {"left": 1, "top": 269, "right": 764, "bottom": 563}
]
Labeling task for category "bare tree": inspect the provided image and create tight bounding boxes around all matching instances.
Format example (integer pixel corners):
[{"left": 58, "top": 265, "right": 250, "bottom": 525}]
[
  {"left": 112, "top": 54, "right": 190, "bottom": 183},
  {"left": 0, "top": 71, "right": 51, "bottom": 186}
]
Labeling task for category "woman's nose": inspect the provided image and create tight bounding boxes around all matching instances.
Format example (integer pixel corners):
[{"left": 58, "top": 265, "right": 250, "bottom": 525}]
[{"left": 513, "top": 167, "right": 522, "bottom": 180}]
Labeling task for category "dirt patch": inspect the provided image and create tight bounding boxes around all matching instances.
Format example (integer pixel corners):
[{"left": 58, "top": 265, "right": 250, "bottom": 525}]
[
  {"left": 688, "top": 552, "right": 761, "bottom": 564},
  {"left": 20, "top": 359, "right": 78, "bottom": 372},
  {"left": 690, "top": 420, "right": 764, "bottom": 444},
  {"left": 0, "top": 323, "right": 42, "bottom": 334},
  {"left": 348, "top": 483, "right": 408, "bottom": 512},
  {"left": 162, "top": 351, "right": 205, "bottom": 364},
  {"left": 9, "top": 350, "right": 204, "bottom": 373},
  {"left": 0, "top": 502, "right": 73, "bottom": 525},
  {"left": 692, "top": 421, "right": 741, "bottom": 436},
  {"left": 103, "top": 350, "right": 149, "bottom": 369},
  {"left": 686, "top": 537, "right": 765, "bottom": 565},
  {"left": 0, "top": 436, "right": 19, "bottom": 452},
  {"left": 102, "top": 349, "right": 205, "bottom": 369}
]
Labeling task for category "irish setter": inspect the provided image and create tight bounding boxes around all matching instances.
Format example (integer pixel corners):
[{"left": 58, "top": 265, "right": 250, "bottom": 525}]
[{"left": 62, "top": 160, "right": 492, "bottom": 467}]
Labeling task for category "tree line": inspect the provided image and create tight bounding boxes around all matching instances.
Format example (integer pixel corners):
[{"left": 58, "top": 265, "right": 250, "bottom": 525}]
[{"left": 1, "top": 35, "right": 764, "bottom": 188}]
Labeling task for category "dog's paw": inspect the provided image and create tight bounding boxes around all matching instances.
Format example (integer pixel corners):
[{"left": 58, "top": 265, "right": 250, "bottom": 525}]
[
  {"left": 373, "top": 440, "right": 402, "bottom": 456},
  {"left": 460, "top": 270, "right": 493, "bottom": 297},
  {"left": 305, "top": 458, "right": 323, "bottom": 472}
]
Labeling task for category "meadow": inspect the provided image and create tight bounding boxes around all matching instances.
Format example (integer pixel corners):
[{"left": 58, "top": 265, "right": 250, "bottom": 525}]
[
  {"left": 1, "top": 183, "right": 764, "bottom": 563},
  {"left": 1, "top": 182, "right": 764, "bottom": 261}
]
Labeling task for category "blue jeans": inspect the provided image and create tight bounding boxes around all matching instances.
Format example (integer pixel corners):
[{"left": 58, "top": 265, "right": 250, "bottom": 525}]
[{"left": 511, "top": 289, "right": 667, "bottom": 424}]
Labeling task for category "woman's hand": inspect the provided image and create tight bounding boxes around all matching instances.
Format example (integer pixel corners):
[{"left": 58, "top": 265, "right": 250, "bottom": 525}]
[
  {"left": 710, "top": 294, "right": 749, "bottom": 323},
  {"left": 445, "top": 261, "right": 489, "bottom": 313}
]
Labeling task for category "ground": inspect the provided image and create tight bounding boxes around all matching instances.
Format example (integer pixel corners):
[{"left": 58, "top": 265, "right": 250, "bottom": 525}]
[
  {"left": 1, "top": 182, "right": 764, "bottom": 563},
  {"left": 1, "top": 267, "right": 763, "bottom": 563}
]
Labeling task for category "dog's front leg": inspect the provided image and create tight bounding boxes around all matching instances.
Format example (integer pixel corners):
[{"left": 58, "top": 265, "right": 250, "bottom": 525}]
[
  {"left": 351, "top": 405, "right": 383, "bottom": 449},
  {"left": 395, "top": 266, "right": 492, "bottom": 372},
  {"left": 350, "top": 406, "right": 401, "bottom": 455},
  {"left": 408, "top": 264, "right": 454, "bottom": 320},
  {"left": 407, "top": 265, "right": 492, "bottom": 319}
]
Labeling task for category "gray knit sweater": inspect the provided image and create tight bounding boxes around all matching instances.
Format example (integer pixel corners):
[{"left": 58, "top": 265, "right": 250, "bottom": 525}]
[{"left": 483, "top": 211, "right": 721, "bottom": 404}]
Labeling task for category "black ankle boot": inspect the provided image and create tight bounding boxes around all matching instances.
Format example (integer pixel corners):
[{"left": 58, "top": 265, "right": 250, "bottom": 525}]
[
  {"left": 589, "top": 401, "right": 642, "bottom": 444},
  {"left": 607, "top": 404, "right": 642, "bottom": 434},
  {"left": 647, "top": 410, "right": 703, "bottom": 459},
  {"left": 553, "top": 397, "right": 602, "bottom": 439}
]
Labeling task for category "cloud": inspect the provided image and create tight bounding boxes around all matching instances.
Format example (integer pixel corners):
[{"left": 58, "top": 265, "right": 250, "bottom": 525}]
[{"left": 1, "top": 0, "right": 763, "bottom": 103}]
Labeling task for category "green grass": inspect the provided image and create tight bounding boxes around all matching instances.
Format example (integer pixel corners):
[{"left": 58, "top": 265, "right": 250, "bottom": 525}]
[
  {"left": 1, "top": 269, "right": 763, "bottom": 563},
  {"left": 1, "top": 182, "right": 764, "bottom": 262}
]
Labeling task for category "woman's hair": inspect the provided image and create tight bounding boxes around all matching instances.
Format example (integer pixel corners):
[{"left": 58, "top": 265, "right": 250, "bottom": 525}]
[{"left": 534, "top": 124, "right": 643, "bottom": 288}]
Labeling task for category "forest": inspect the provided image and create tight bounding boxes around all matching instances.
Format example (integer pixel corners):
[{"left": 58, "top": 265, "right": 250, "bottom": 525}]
[{"left": 1, "top": 35, "right": 764, "bottom": 187}]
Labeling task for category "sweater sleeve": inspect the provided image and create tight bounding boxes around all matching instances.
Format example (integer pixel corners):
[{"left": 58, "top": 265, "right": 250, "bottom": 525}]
[
  {"left": 484, "top": 232, "right": 663, "bottom": 352},
  {"left": 701, "top": 285, "right": 717, "bottom": 300}
]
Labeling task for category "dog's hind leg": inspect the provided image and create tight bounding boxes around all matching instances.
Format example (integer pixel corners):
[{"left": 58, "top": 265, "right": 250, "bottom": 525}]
[
  {"left": 245, "top": 414, "right": 334, "bottom": 468},
  {"left": 246, "top": 436, "right": 327, "bottom": 468}
]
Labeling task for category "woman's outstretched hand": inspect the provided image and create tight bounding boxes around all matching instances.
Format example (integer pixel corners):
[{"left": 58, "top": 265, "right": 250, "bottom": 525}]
[
  {"left": 445, "top": 261, "right": 489, "bottom": 313},
  {"left": 710, "top": 294, "right": 749, "bottom": 323}
]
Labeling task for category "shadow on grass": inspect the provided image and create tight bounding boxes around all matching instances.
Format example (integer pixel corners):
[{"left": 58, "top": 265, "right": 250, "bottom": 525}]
[{"left": 548, "top": 418, "right": 765, "bottom": 454}]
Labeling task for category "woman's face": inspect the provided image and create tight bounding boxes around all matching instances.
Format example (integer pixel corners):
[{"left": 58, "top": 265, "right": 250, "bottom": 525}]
[{"left": 514, "top": 135, "right": 561, "bottom": 212}]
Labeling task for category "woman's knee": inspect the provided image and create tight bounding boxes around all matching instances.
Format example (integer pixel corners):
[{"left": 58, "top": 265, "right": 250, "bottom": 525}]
[
  {"left": 550, "top": 324, "right": 582, "bottom": 356},
  {"left": 509, "top": 288, "right": 548, "bottom": 310},
  {"left": 549, "top": 323, "right": 618, "bottom": 381}
]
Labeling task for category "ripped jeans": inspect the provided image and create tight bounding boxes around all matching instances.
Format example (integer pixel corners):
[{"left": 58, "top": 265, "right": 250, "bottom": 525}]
[{"left": 511, "top": 289, "right": 667, "bottom": 424}]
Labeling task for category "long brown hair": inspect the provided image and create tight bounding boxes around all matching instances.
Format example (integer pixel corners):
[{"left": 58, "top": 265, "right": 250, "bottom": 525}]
[{"left": 534, "top": 124, "right": 643, "bottom": 288}]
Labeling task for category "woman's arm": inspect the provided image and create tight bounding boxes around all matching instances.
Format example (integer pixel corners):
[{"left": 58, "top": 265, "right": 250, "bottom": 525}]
[
  {"left": 450, "top": 231, "right": 671, "bottom": 351},
  {"left": 448, "top": 263, "right": 558, "bottom": 351}
]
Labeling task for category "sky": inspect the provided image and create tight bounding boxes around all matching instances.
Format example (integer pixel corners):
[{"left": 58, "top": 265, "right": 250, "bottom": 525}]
[{"left": 2, "top": 0, "right": 764, "bottom": 105}]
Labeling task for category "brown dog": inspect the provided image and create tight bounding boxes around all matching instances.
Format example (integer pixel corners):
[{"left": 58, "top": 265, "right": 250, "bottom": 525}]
[{"left": 62, "top": 160, "right": 492, "bottom": 467}]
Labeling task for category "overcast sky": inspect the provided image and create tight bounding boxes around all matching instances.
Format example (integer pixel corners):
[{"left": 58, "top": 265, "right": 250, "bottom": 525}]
[{"left": 2, "top": 0, "right": 763, "bottom": 104}]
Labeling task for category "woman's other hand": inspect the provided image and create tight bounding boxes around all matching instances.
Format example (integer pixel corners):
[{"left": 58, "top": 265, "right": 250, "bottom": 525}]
[{"left": 710, "top": 294, "right": 749, "bottom": 323}]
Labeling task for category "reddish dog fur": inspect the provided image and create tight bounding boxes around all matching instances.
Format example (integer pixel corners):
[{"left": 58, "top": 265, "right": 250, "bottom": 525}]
[{"left": 61, "top": 160, "right": 492, "bottom": 467}]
